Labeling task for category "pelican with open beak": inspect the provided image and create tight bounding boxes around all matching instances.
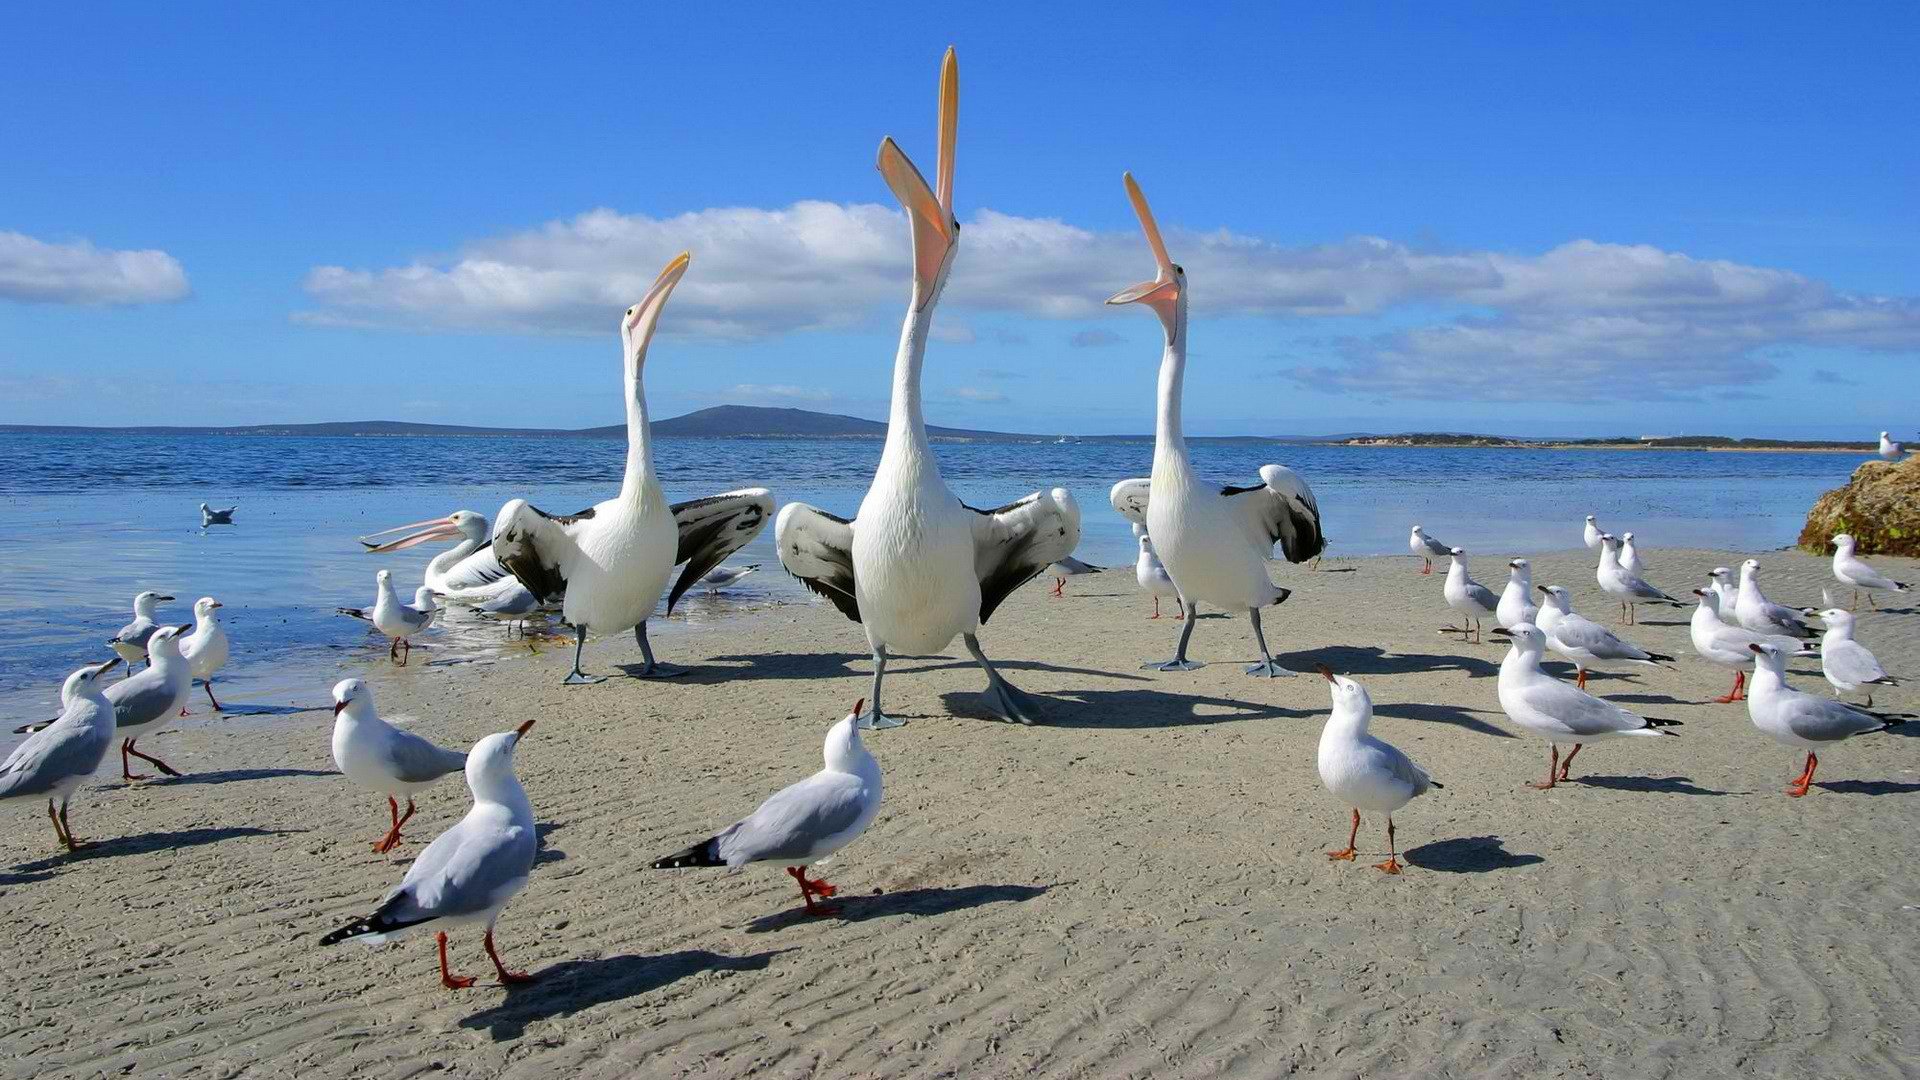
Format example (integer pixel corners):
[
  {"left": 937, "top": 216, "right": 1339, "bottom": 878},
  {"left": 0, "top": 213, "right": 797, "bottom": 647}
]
[{"left": 359, "top": 511, "right": 510, "bottom": 596}]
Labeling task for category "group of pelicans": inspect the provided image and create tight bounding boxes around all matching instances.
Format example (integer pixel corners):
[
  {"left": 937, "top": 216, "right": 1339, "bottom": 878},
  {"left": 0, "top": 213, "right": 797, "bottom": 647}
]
[{"left": 3, "top": 48, "right": 1914, "bottom": 990}]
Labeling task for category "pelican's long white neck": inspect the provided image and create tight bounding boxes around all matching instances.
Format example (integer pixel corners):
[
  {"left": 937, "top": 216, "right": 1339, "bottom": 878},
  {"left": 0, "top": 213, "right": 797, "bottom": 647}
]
[
  {"left": 619, "top": 339, "right": 659, "bottom": 504},
  {"left": 880, "top": 294, "right": 941, "bottom": 482},
  {"left": 1152, "top": 314, "right": 1191, "bottom": 476}
]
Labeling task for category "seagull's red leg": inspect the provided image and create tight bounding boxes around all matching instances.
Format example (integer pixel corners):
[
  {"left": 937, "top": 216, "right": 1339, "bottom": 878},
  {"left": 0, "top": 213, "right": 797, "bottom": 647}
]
[
  {"left": 373, "top": 796, "right": 403, "bottom": 852},
  {"left": 1787, "top": 752, "right": 1818, "bottom": 797},
  {"left": 786, "top": 865, "right": 841, "bottom": 916},
  {"left": 48, "top": 800, "right": 67, "bottom": 849},
  {"left": 1420, "top": 560, "right": 1432, "bottom": 575},
  {"left": 1574, "top": 668, "right": 1587, "bottom": 690},
  {"left": 1150, "top": 597, "right": 1161, "bottom": 619},
  {"left": 389, "top": 638, "right": 400, "bottom": 661},
  {"left": 125, "top": 741, "right": 180, "bottom": 777},
  {"left": 1051, "top": 578, "right": 1064, "bottom": 598},
  {"left": 437, "top": 932, "right": 476, "bottom": 989},
  {"left": 484, "top": 928, "right": 536, "bottom": 984},
  {"left": 1714, "top": 670, "right": 1745, "bottom": 704},
  {"left": 121, "top": 739, "right": 148, "bottom": 782},
  {"left": 1529, "top": 746, "right": 1559, "bottom": 790},
  {"left": 1557, "top": 743, "right": 1582, "bottom": 782},
  {"left": 1327, "top": 808, "right": 1359, "bottom": 861},
  {"left": 1373, "top": 817, "right": 1402, "bottom": 874}
]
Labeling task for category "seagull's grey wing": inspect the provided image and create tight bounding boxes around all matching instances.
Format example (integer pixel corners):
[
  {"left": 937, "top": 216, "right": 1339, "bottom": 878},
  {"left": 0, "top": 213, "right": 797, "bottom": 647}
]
[
  {"left": 1464, "top": 581, "right": 1499, "bottom": 612},
  {"left": 1224, "top": 464, "right": 1325, "bottom": 563},
  {"left": 715, "top": 771, "right": 869, "bottom": 865},
  {"left": 106, "top": 672, "right": 179, "bottom": 727},
  {"left": 1625, "top": 574, "right": 1678, "bottom": 602},
  {"left": 665, "top": 488, "right": 775, "bottom": 612},
  {"left": 1421, "top": 536, "right": 1452, "bottom": 558},
  {"left": 0, "top": 705, "right": 112, "bottom": 798},
  {"left": 1825, "top": 641, "right": 1889, "bottom": 686},
  {"left": 1760, "top": 601, "right": 1812, "bottom": 635},
  {"left": 1524, "top": 680, "right": 1649, "bottom": 736},
  {"left": 475, "top": 584, "right": 538, "bottom": 616},
  {"left": 492, "top": 498, "right": 593, "bottom": 604},
  {"left": 1109, "top": 478, "right": 1150, "bottom": 525},
  {"left": 113, "top": 619, "right": 156, "bottom": 648},
  {"left": 1053, "top": 556, "right": 1101, "bottom": 574},
  {"left": 1780, "top": 694, "right": 1892, "bottom": 743},
  {"left": 775, "top": 502, "right": 860, "bottom": 622},
  {"left": 1842, "top": 560, "right": 1901, "bottom": 590},
  {"left": 380, "top": 818, "right": 537, "bottom": 926},
  {"left": 1556, "top": 616, "right": 1651, "bottom": 661},
  {"left": 967, "top": 488, "right": 1082, "bottom": 623},
  {"left": 383, "top": 729, "right": 468, "bottom": 785},
  {"left": 1359, "top": 738, "right": 1433, "bottom": 798}
]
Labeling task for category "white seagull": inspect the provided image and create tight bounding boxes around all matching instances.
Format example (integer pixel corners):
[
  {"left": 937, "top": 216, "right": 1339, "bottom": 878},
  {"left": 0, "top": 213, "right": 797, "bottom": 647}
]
[
  {"left": 1879, "top": 431, "right": 1908, "bottom": 461},
  {"left": 1135, "top": 534, "right": 1183, "bottom": 620},
  {"left": 1441, "top": 548, "right": 1498, "bottom": 644},
  {"left": 775, "top": 51, "right": 1080, "bottom": 724},
  {"left": 1807, "top": 607, "right": 1898, "bottom": 706},
  {"left": 320, "top": 720, "right": 539, "bottom": 988},
  {"left": 360, "top": 510, "right": 510, "bottom": 597},
  {"left": 1409, "top": 525, "right": 1451, "bottom": 575},
  {"left": 199, "top": 503, "right": 236, "bottom": 526},
  {"left": 1596, "top": 534, "right": 1683, "bottom": 624},
  {"left": 108, "top": 590, "right": 174, "bottom": 670},
  {"left": 104, "top": 625, "right": 193, "bottom": 780},
  {"left": 1830, "top": 534, "right": 1909, "bottom": 610},
  {"left": 1315, "top": 666, "right": 1439, "bottom": 875},
  {"left": 1708, "top": 566, "right": 1740, "bottom": 613},
  {"left": 177, "top": 597, "right": 229, "bottom": 713},
  {"left": 492, "top": 253, "right": 773, "bottom": 684},
  {"left": 1534, "top": 585, "right": 1673, "bottom": 689},
  {"left": 699, "top": 564, "right": 762, "bottom": 594},
  {"left": 1583, "top": 515, "right": 1603, "bottom": 551},
  {"left": 1104, "top": 173, "right": 1324, "bottom": 675},
  {"left": 1746, "top": 642, "right": 1908, "bottom": 797},
  {"left": 1, "top": 659, "right": 121, "bottom": 851},
  {"left": 1687, "top": 588, "right": 1813, "bottom": 704},
  {"left": 1047, "top": 556, "right": 1103, "bottom": 598},
  {"left": 1494, "top": 623, "right": 1681, "bottom": 789},
  {"left": 337, "top": 570, "right": 438, "bottom": 664},
  {"left": 329, "top": 679, "right": 470, "bottom": 853},
  {"left": 1734, "top": 559, "right": 1814, "bottom": 639},
  {"left": 652, "top": 697, "right": 882, "bottom": 916},
  {"left": 1496, "top": 558, "right": 1537, "bottom": 630},
  {"left": 1619, "top": 531, "right": 1649, "bottom": 578}
]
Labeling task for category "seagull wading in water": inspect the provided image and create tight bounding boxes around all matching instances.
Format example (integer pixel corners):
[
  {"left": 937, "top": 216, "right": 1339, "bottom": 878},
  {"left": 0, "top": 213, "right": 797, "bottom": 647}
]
[
  {"left": 492, "top": 253, "right": 773, "bottom": 684},
  {"left": 775, "top": 49, "right": 1081, "bottom": 726},
  {"left": 1106, "top": 173, "right": 1325, "bottom": 675}
]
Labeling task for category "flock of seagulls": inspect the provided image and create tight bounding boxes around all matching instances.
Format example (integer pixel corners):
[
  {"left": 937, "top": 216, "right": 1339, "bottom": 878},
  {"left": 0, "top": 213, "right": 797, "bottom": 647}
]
[{"left": 2, "top": 47, "right": 1914, "bottom": 993}]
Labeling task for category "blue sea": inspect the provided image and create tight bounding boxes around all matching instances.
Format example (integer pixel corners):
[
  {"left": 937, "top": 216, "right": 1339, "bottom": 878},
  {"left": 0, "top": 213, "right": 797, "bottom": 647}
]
[{"left": 0, "top": 433, "right": 1865, "bottom": 722}]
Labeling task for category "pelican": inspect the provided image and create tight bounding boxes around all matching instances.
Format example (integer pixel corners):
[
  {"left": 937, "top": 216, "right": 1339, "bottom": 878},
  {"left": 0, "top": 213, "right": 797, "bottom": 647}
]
[
  {"left": 360, "top": 510, "right": 510, "bottom": 597},
  {"left": 492, "top": 253, "right": 773, "bottom": 684},
  {"left": 775, "top": 49, "right": 1081, "bottom": 727},
  {"left": 1105, "top": 174, "right": 1325, "bottom": 674}
]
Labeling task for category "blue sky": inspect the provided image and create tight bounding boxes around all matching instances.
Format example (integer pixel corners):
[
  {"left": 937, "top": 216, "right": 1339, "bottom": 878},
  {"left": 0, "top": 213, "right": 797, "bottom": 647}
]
[{"left": 3, "top": 4, "right": 1916, "bottom": 438}]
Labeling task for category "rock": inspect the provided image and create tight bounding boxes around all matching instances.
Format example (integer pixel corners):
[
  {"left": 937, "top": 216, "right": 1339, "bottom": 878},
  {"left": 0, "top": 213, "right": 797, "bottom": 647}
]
[{"left": 1799, "top": 455, "right": 1920, "bottom": 557}]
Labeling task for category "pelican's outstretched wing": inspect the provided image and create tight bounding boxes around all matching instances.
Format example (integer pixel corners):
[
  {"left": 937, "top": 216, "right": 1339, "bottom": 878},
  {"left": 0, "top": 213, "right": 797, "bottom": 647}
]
[
  {"left": 665, "top": 488, "right": 775, "bottom": 612},
  {"left": 492, "top": 498, "right": 595, "bottom": 604},
  {"left": 967, "top": 488, "right": 1082, "bottom": 623},
  {"left": 1109, "top": 478, "right": 1150, "bottom": 525},
  {"left": 775, "top": 503, "right": 860, "bottom": 622},
  {"left": 1224, "top": 464, "right": 1324, "bottom": 563}
]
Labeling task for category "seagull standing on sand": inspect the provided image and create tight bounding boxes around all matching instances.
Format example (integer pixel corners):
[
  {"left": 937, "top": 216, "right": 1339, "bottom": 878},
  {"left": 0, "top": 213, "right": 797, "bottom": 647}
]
[
  {"left": 1597, "top": 534, "right": 1683, "bottom": 624},
  {"left": 1494, "top": 623, "right": 1682, "bottom": 789},
  {"left": 1709, "top": 567, "right": 1740, "bottom": 613},
  {"left": 1746, "top": 642, "right": 1909, "bottom": 797},
  {"left": 1807, "top": 608, "right": 1898, "bottom": 706},
  {"left": 1533, "top": 585, "right": 1673, "bottom": 689},
  {"left": 1879, "top": 431, "right": 1908, "bottom": 461},
  {"left": 1619, "top": 531, "right": 1649, "bottom": 578},
  {"left": 0, "top": 659, "right": 120, "bottom": 851},
  {"left": 1496, "top": 558, "right": 1537, "bottom": 630},
  {"left": 104, "top": 625, "right": 193, "bottom": 780},
  {"left": 1409, "top": 526, "right": 1451, "bottom": 575},
  {"left": 320, "top": 720, "right": 538, "bottom": 988},
  {"left": 200, "top": 503, "right": 236, "bottom": 526},
  {"left": 337, "top": 570, "right": 438, "bottom": 664},
  {"left": 1687, "top": 588, "right": 1814, "bottom": 704},
  {"left": 652, "top": 697, "right": 882, "bottom": 916},
  {"left": 329, "top": 679, "right": 470, "bottom": 853},
  {"left": 1830, "top": 534, "right": 1909, "bottom": 610},
  {"left": 1315, "top": 666, "right": 1439, "bottom": 875},
  {"left": 1136, "top": 535, "right": 1182, "bottom": 619},
  {"left": 1441, "top": 548, "right": 1498, "bottom": 643},
  {"left": 1734, "top": 559, "right": 1814, "bottom": 639},
  {"left": 1583, "top": 515, "right": 1604, "bottom": 551},
  {"left": 109, "top": 591, "right": 174, "bottom": 671},
  {"left": 1047, "top": 556, "right": 1102, "bottom": 597},
  {"left": 177, "top": 597, "right": 229, "bottom": 713}
]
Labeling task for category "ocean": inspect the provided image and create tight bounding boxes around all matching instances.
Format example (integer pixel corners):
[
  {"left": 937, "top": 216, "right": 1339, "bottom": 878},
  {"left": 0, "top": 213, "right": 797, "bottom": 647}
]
[{"left": 0, "top": 432, "right": 1863, "bottom": 721}]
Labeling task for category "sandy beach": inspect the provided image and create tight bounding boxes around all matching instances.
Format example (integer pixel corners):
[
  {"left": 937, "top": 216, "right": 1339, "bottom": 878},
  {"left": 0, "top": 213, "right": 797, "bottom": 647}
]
[{"left": 4, "top": 545, "right": 1917, "bottom": 1079}]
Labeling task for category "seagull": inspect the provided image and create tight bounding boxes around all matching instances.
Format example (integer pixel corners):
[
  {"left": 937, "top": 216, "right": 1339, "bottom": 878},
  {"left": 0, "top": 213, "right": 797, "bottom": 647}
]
[
  {"left": 199, "top": 503, "right": 236, "bottom": 526},
  {"left": 108, "top": 591, "right": 174, "bottom": 671},
  {"left": 319, "top": 720, "right": 538, "bottom": 988},
  {"left": 1047, "top": 556, "right": 1102, "bottom": 598},
  {"left": 1583, "top": 515, "right": 1603, "bottom": 551},
  {"left": 360, "top": 510, "right": 510, "bottom": 597},
  {"left": 1409, "top": 525, "right": 1451, "bottom": 575},
  {"left": 1830, "top": 534, "right": 1909, "bottom": 610},
  {"left": 1441, "top": 548, "right": 1498, "bottom": 643},
  {"left": 1496, "top": 558, "right": 1537, "bottom": 630},
  {"left": 105, "top": 625, "right": 193, "bottom": 780},
  {"left": 1734, "top": 559, "right": 1814, "bottom": 639},
  {"left": 1103, "top": 173, "right": 1324, "bottom": 676},
  {"left": 1879, "top": 431, "right": 1908, "bottom": 461},
  {"left": 1708, "top": 566, "right": 1740, "bottom": 612},
  {"left": 775, "top": 51, "right": 1080, "bottom": 723},
  {"left": 1596, "top": 534, "right": 1683, "bottom": 624},
  {"left": 1315, "top": 666, "right": 1439, "bottom": 875},
  {"left": 329, "top": 679, "right": 470, "bottom": 853},
  {"left": 493, "top": 253, "right": 773, "bottom": 685},
  {"left": 1619, "top": 531, "right": 1649, "bottom": 578},
  {"left": 1493, "top": 623, "right": 1681, "bottom": 789},
  {"left": 177, "top": 597, "right": 229, "bottom": 713},
  {"left": 1746, "top": 642, "right": 1909, "bottom": 797},
  {"left": 337, "top": 570, "right": 438, "bottom": 664},
  {"left": 1687, "top": 588, "right": 1815, "bottom": 704},
  {"left": 1806, "top": 607, "right": 1898, "bottom": 706},
  {"left": 1, "top": 659, "right": 120, "bottom": 851},
  {"left": 1135, "top": 535, "right": 1182, "bottom": 619},
  {"left": 470, "top": 579, "right": 542, "bottom": 637},
  {"left": 699, "top": 564, "right": 762, "bottom": 594},
  {"left": 1534, "top": 585, "right": 1673, "bottom": 689},
  {"left": 652, "top": 697, "right": 882, "bottom": 916}
]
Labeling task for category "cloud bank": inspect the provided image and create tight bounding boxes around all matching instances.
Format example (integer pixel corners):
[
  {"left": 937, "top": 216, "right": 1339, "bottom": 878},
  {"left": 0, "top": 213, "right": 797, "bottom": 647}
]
[{"left": 0, "top": 231, "right": 190, "bottom": 305}]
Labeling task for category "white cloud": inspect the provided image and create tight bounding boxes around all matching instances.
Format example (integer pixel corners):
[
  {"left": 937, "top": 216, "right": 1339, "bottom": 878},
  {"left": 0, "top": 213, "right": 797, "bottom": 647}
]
[
  {"left": 0, "top": 231, "right": 189, "bottom": 305},
  {"left": 949, "top": 386, "right": 1009, "bottom": 404}
]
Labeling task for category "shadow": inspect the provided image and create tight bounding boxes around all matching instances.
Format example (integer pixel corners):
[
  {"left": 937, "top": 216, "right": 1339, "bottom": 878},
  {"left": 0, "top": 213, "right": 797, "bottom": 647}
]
[
  {"left": 1605, "top": 693, "right": 1691, "bottom": 708},
  {"left": 534, "top": 822, "right": 566, "bottom": 866},
  {"left": 746, "top": 883, "right": 1050, "bottom": 934},
  {"left": 1404, "top": 835, "right": 1543, "bottom": 874},
  {"left": 1541, "top": 664, "right": 1633, "bottom": 684},
  {"left": 1312, "top": 566, "right": 1360, "bottom": 574},
  {"left": 945, "top": 687, "right": 1312, "bottom": 729},
  {"left": 1817, "top": 779, "right": 1920, "bottom": 795},
  {"left": 698, "top": 651, "right": 1149, "bottom": 686},
  {"left": 459, "top": 949, "right": 791, "bottom": 1041},
  {"left": 215, "top": 704, "right": 329, "bottom": 718},
  {"left": 9, "top": 826, "right": 298, "bottom": 873},
  {"left": 1572, "top": 774, "right": 1735, "bottom": 796},
  {"left": 157, "top": 768, "right": 333, "bottom": 788},
  {"left": 0, "top": 868, "right": 54, "bottom": 887},
  {"left": 1372, "top": 702, "right": 1513, "bottom": 739},
  {"left": 900, "top": 658, "right": 1152, "bottom": 683},
  {"left": 1877, "top": 722, "right": 1920, "bottom": 739},
  {"left": 1307, "top": 645, "right": 1499, "bottom": 680},
  {"left": 1635, "top": 619, "right": 1689, "bottom": 628}
]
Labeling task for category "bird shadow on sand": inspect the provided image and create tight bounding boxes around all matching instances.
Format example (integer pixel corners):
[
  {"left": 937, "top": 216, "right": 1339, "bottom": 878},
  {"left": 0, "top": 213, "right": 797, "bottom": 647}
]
[
  {"left": 9, "top": 826, "right": 299, "bottom": 874},
  {"left": 1569, "top": 774, "right": 1736, "bottom": 796},
  {"left": 746, "top": 883, "right": 1052, "bottom": 934},
  {"left": 459, "top": 948, "right": 794, "bottom": 1041},
  {"left": 150, "top": 768, "right": 334, "bottom": 788},
  {"left": 1304, "top": 645, "right": 1499, "bottom": 680},
  {"left": 945, "top": 687, "right": 1311, "bottom": 729},
  {"left": 1404, "top": 835, "right": 1544, "bottom": 873},
  {"left": 1603, "top": 693, "right": 1692, "bottom": 708},
  {"left": 210, "top": 704, "right": 330, "bottom": 718},
  {"left": 534, "top": 822, "right": 566, "bottom": 866},
  {"left": 1371, "top": 702, "right": 1513, "bottom": 739},
  {"left": 696, "top": 651, "right": 1146, "bottom": 686},
  {"left": 1816, "top": 779, "right": 1920, "bottom": 796},
  {"left": 1874, "top": 722, "right": 1920, "bottom": 740}
]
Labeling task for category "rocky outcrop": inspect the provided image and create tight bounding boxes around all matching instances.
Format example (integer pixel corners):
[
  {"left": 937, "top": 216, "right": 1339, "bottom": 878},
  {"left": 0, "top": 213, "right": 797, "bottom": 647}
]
[{"left": 1799, "top": 455, "right": 1920, "bottom": 556}]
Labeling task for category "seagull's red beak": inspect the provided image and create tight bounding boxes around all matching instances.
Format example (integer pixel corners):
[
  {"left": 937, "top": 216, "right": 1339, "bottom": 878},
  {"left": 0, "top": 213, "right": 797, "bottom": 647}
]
[{"left": 516, "top": 719, "right": 536, "bottom": 737}]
